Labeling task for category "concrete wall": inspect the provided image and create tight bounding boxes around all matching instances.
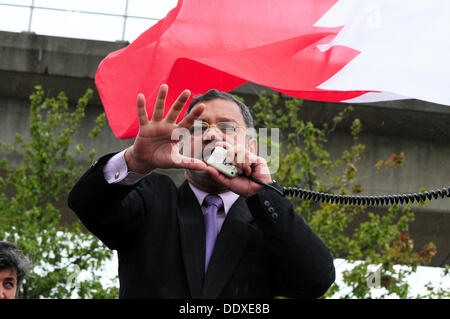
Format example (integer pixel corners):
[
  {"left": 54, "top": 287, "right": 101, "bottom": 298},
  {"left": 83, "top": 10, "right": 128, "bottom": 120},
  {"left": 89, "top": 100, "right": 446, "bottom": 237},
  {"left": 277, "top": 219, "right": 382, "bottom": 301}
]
[{"left": 0, "top": 31, "right": 448, "bottom": 266}]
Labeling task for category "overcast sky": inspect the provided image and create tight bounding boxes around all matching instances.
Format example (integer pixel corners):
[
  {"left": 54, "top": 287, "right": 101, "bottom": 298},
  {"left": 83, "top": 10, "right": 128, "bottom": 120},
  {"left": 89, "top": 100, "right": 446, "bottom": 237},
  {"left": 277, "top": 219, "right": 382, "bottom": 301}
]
[{"left": 0, "top": 0, "right": 177, "bottom": 42}]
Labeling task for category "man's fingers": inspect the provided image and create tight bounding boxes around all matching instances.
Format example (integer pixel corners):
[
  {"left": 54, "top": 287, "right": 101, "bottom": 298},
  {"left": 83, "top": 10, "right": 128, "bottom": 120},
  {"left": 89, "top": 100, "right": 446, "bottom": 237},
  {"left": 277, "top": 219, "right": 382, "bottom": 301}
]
[
  {"left": 214, "top": 141, "right": 256, "bottom": 176},
  {"left": 165, "top": 90, "right": 191, "bottom": 123},
  {"left": 137, "top": 93, "right": 149, "bottom": 126},
  {"left": 226, "top": 146, "right": 236, "bottom": 164},
  {"left": 214, "top": 141, "right": 239, "bottom": 164},
  {"left": 151, "top": 84, "right": 168, "bottom": 121},
  {"left": 177, "top": 103, "right": 205, "bottom": 129}
]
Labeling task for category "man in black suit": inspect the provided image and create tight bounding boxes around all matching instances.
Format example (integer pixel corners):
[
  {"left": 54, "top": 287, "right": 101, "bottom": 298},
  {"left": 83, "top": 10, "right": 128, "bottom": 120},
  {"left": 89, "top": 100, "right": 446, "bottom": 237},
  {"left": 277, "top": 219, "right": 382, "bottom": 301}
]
[{"left": 68, "top": 84, "right": 335, "bottom": 298}]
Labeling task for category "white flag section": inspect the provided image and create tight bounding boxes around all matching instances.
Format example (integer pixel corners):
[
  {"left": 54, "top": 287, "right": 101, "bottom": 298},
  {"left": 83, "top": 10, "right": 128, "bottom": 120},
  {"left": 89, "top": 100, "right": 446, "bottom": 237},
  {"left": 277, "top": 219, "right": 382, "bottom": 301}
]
[{"left": 315, "top": 0, "right": 450, "bottom": 106}]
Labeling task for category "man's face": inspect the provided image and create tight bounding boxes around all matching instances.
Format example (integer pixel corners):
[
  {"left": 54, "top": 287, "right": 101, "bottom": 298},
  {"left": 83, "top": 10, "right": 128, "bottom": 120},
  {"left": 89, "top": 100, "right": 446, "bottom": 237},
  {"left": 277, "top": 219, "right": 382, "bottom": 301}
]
[
  {"left": 183, "top": 98, "right": 257, "bottom": 192},
  {"left": 191, "top": 98, "right": 254, "bottom": 157},
  {"left": 0, "top": 268, "right": 18, "bottom": 299}
]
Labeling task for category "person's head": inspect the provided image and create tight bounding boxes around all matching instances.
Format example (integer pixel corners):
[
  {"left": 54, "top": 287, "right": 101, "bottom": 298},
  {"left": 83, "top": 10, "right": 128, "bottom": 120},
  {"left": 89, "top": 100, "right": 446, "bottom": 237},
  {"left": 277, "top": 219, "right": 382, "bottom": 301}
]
[
  {"left": 186, "top": 89, "right": 255, "bottom": 132},
  {"left": 183, "top": 89, "right": 257, "bottom": 193},
  {"left": 0, "top": 242, "right": 31, "bottom": 299}
]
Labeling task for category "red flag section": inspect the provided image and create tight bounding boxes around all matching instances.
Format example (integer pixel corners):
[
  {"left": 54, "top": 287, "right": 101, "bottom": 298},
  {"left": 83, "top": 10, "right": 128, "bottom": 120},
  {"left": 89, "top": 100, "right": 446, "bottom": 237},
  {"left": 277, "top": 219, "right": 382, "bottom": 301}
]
[{"left": 95, "top": 0, "right": 365, "bottom": 139}]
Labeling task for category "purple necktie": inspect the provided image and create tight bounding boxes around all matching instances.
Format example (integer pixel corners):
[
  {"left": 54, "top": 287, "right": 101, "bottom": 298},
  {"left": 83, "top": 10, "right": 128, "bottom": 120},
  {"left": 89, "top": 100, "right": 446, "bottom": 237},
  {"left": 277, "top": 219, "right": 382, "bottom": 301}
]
[{"left": 203, "top": 194, "right": 224, "bottom": 272}]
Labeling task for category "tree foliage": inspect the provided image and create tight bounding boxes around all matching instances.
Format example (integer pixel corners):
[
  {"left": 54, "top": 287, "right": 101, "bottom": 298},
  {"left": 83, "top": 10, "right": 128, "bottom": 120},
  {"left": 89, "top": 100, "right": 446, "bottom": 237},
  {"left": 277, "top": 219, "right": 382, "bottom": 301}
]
[
  {"left": 0, "top": 86, "right": 117, "bottom": 298},
  {"left": 249, "top": 92, "right": 448, "bottom": 298}
]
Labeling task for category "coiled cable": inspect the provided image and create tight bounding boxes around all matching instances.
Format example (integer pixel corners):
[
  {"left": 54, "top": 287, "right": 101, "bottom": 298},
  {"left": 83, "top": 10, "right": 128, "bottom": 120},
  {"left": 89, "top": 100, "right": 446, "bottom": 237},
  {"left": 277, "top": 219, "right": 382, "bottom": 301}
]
[
  {"left": 282, "top": 186, "right": 450, "bottom": 206},
  {"left": 248, "top": 175, "right": 450, "bottom": 206}
]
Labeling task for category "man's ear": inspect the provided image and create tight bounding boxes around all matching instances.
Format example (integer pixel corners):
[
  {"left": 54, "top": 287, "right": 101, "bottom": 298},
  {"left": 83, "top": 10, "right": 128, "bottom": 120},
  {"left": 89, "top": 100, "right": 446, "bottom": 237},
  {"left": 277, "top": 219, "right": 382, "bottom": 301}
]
[{"left": 249, "top": 137, "right": 258, "bottom": 155}]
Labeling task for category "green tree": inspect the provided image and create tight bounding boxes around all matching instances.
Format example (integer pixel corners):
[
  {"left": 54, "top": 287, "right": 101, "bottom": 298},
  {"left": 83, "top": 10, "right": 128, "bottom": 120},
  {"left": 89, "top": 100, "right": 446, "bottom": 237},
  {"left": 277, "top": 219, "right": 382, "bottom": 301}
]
[
  {"left": 249, "top": 92, "right": 448, "bottom": 299},
  {"left": 0, "top": 86, "right": 117, "bottom": 298}
]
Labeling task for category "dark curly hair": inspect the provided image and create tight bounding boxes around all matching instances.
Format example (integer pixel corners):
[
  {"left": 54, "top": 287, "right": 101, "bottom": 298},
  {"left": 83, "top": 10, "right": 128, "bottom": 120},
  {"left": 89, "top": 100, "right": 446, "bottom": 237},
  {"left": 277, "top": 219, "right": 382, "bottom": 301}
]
[{"left": 0, "top": 241, "right": 31, "bottom": 297}]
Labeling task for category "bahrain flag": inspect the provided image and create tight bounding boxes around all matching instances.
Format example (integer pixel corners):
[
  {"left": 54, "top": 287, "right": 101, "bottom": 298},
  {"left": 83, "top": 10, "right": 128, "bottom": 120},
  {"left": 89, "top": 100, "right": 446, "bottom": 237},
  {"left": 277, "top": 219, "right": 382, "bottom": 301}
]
[{"left": 95, "top": 0, "right": 450, "bottom": 138}]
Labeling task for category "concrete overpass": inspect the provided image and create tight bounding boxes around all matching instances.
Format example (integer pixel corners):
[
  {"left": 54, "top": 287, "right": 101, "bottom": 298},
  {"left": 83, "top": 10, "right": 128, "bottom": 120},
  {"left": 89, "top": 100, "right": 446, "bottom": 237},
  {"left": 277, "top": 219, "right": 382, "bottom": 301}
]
[{"left": 0, "top": 30, "right": 448, "bottom": 266}]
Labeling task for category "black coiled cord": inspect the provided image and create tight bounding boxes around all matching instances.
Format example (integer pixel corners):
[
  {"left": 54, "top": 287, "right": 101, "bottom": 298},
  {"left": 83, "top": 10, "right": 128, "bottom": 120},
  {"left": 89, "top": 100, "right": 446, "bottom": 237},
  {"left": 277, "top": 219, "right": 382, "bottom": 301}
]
[
  {"left": 248, "top": 175, "right": 450, "bottom": 206},
  {"left": 282, "top": 186, "right": 450, "bottom": 206}
]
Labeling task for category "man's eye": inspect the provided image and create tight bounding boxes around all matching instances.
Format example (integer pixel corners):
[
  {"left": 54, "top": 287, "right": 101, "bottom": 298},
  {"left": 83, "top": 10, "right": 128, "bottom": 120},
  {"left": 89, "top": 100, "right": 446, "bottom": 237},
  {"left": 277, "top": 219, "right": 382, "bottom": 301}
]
[
  {"left": 4, "top": 282, "right": 15, "bottom": 289},
  {"left": 218, "top": 123, "right": 236, "bottom": 132},
  {"left": 190, "top": 123, "right": 207, "bottom": 133}
]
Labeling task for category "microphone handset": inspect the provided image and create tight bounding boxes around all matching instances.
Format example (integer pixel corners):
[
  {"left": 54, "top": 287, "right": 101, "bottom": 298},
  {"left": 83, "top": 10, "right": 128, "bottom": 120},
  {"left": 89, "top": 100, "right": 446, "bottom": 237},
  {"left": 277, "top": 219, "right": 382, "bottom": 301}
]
[{"left": 207, "top": 147, "right": 450, "bottom": 206}]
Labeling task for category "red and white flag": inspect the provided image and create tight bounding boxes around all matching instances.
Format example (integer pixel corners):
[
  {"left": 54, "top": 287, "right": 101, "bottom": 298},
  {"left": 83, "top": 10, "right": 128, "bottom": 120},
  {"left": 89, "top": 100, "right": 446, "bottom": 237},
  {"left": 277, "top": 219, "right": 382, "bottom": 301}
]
[{"left": 95, "top": 0, "right": 450, "bottom": 139}]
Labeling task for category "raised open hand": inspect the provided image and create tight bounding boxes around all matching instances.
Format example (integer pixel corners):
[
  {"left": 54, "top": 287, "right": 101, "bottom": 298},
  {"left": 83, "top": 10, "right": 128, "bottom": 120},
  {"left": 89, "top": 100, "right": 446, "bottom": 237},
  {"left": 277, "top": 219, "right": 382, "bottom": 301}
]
[{"left": 124, "top": 84, "right": 207, "bottom": 174}]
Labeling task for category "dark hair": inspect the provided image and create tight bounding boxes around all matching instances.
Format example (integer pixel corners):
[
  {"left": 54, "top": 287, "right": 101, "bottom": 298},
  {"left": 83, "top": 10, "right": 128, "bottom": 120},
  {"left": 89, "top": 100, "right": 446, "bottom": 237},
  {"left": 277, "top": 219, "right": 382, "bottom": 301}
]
[
  {"left": 187, "top": 89, "right": 254, "bottom": 130},
  {"left": 0, "top": 242, "right": 31, "bottom": 294}
]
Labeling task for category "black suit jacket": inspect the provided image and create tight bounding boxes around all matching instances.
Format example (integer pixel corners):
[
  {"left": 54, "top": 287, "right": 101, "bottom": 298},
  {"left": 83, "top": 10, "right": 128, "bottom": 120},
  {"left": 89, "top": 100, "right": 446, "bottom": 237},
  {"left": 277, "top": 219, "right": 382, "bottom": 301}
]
[{"left": 68, "top": 153, "right": 335, "bottom": 298}]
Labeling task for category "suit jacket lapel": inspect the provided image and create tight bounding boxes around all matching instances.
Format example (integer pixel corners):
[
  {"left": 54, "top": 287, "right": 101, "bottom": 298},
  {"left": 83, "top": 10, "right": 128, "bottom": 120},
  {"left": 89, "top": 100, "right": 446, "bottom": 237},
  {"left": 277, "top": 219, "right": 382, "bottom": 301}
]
[
  {"left": 177, "top": 181, "right": 205, "bottom": 298},
  {"left": 201, "top": 196, "right": 253, "bottom": 298}
]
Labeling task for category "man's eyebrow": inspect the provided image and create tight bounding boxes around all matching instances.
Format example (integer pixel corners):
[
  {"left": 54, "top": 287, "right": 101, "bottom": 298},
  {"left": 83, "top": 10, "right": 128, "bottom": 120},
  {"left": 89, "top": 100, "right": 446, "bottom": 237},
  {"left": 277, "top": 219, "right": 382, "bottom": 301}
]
[
  {"left": 195, "top": 117, "right": 240, "bottom": 124},
  {"left": 214, "top": 117, "right": 239, "bottom": 123}
]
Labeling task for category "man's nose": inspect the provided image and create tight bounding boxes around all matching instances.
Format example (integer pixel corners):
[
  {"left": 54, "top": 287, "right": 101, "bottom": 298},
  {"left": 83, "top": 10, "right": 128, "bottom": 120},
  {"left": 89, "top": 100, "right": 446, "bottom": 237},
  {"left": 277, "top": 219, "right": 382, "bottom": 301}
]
[
  {"left": 0, "top": 287, "right": 5, "bottom": 299},
  {"left": 203, "top": 126, "right": 223, "bottom": 141}
]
